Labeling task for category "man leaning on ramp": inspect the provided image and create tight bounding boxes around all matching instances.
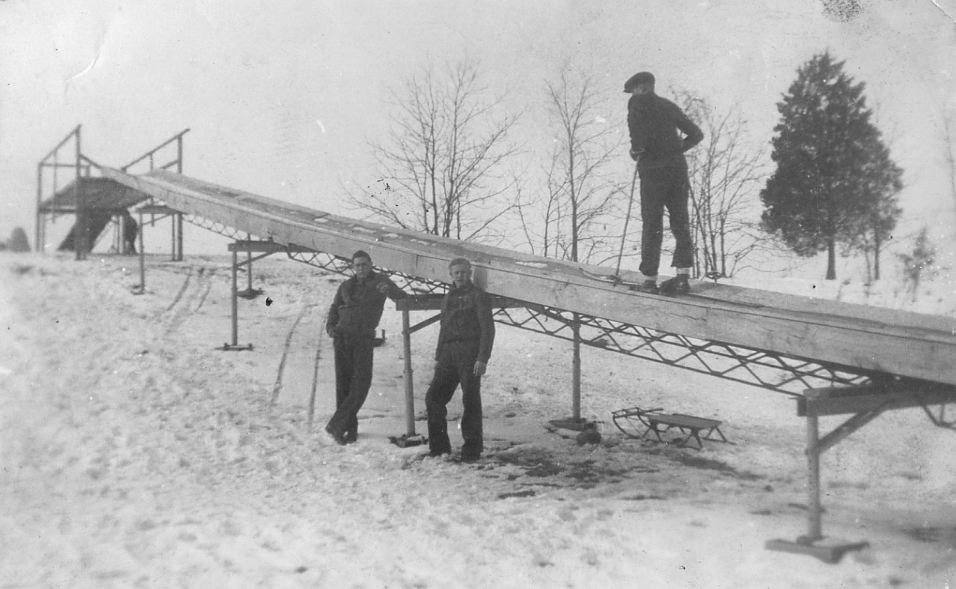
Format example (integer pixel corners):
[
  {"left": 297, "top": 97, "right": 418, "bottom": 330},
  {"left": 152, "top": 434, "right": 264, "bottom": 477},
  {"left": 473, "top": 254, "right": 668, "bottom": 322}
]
[{"left": 324, "top": 250, "right": 408, "bottom": 445}]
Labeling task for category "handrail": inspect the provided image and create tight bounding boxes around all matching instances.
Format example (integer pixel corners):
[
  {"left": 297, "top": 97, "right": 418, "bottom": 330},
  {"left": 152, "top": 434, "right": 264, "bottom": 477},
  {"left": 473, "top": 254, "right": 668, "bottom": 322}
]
[
  {"left": 39, "top": 125, "right": 81, "bottom": 163},
  {"left": 121, "top": 128, "right": 190, "bottom": 171},
  {"left": 79, "top": 154, "right": 104, "bottom": 170}
]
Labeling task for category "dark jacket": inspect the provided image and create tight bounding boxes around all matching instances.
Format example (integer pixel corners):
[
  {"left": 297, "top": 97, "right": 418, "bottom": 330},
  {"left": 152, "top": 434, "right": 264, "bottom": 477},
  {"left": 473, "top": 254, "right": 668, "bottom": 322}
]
[
  {"left": 326, "top": 271, "right": 407, "bottom": 337},
  {"left": 435, "top": 281, "right": 495, "bottom": 364},
  {"left": 627, "top": 92, "right": 704, "bottom": 171}
]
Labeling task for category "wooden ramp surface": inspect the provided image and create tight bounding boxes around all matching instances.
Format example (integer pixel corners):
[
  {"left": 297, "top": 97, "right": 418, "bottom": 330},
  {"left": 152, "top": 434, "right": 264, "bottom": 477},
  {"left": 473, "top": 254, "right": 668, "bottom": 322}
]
[{"left": 102, "top": 167, "right": 956, "bottom": 388}]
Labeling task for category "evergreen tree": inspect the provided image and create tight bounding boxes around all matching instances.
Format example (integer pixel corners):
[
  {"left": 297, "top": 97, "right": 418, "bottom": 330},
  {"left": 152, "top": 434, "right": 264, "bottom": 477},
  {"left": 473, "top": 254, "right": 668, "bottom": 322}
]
[
  {"left": 852, "top": 140, "right": 903, "bottom": 281},
  {"left": 760, "top": 52, "right": 903, "bottom": 279}
]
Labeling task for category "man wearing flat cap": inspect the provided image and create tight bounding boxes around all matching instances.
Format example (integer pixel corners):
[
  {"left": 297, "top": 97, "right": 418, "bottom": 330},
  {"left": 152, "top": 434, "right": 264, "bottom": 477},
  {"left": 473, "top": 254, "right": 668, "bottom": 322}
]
[{"left": 624, "top": 71, "right": 703, "bottom": 295}]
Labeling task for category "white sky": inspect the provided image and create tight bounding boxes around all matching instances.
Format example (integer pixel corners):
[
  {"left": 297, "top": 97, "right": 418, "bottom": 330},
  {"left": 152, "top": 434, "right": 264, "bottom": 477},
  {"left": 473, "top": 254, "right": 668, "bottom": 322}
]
[{"left": 1, "top": 0, "right": 955, "bottom": 257}]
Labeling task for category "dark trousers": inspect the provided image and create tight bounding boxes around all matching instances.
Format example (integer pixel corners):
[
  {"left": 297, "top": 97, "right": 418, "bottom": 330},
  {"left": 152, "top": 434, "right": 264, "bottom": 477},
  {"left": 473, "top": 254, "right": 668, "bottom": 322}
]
[
  {"left": 425, "top": 340, "right": 483, "bottom": 457},
  {"left": 638, "top": 159, "right": 694, "bottom": 277},
  {"left": 326, "top": 332, "right": 374, "bottom": 440}
]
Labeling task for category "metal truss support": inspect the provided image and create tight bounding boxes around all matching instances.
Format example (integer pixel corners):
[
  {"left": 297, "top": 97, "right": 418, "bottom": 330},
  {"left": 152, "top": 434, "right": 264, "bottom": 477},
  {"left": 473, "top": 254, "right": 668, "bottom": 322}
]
[
  {"left": 134, "top": 218, "right": 878, "bottom": 398},
  {"left": 491, "top": 301, "right": 872, "bottom": 397},
  {"left": 398, "top": 304, "right": 444, "bottom": 439},
  {"left": 134, "top": 208, "right": 146, "bottom": 295},
  {"left": 131, "top": 204, "right": 185, "bottom": 295},
  {"left": 766, "top": 381, "right": 956, "bottom": 563},
  {"left": 221, "top": 246, "right": 254, "bottom": 351},
  {"left": 219, "top": 239, "right": 316, "bottom": 350}
]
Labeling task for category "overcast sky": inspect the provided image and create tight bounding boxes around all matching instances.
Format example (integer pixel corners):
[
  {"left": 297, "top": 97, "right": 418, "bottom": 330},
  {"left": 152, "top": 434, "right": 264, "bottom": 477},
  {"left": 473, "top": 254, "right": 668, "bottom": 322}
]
[{"left": 2, "top": 0, "right": 954, "bottom": 258}]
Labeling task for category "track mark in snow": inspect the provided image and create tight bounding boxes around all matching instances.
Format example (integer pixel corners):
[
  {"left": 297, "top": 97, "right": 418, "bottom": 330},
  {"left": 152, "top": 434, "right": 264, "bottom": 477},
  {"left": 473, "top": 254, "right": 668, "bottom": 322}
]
[
  {"left": 272, "top": 304, "right": 315, "bottom": 404},
  {"left": 165, "top": 268, "right": 195, "bottom": 312},
  {"left": 193, "top": 268, "right": 216, "bottom": 312}
]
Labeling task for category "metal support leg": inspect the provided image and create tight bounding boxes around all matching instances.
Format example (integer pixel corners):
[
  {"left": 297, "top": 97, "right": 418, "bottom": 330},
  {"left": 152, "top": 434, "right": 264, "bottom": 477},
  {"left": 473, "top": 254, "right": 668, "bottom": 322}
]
[
  {"left": 403, "top": 310, "right": 416, "bottom": 437},
  {"left": 806, "top": 411, "right": 823, "bottom": 542},
  {"left": 246, "top": 249, "right": 253, "bottom": 292},
  {"left": 231, "top": 248, "right": 238, "bottom": 345},
  {"left": 766, "top": 405, "right": 869, "bottom": 562},
  {"left": 221, "top": 245, "right": 253, "bottom": 351},
  {"left": 389, "top": 308, "right": 426, "bottom": 448},
  {"left": 134, "top": 210, "right": 145, "bottom": 295},
  {"left": 176, "top": 213, "right": 184, "bottom": 261},
  {"left": 572, "top": 315, "right": 581, "bottom": 421}
]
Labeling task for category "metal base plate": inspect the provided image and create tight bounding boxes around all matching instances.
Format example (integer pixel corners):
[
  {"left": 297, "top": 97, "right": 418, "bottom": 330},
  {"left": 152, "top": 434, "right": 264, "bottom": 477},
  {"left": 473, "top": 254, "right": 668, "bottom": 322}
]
[
  {"left": 219, "top": 343, "right": 254, "bottom": 351},
  {"left": 389, "top": 434, "right": 427, "bottom": 448},
  {"left": 548, "top": 418, "right": 592, "bottom": 431},
  {"left": 766, "top": 538, "right": 869, "bottom": 564}
]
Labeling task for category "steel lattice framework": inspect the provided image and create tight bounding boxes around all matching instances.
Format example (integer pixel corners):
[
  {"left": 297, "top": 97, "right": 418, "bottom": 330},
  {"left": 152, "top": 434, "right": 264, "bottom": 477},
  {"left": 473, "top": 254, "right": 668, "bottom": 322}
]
[
  {"left": 173, "top": 207, "right": 876, "bottom": 396},
  {"left": 490, "top": 302, "right": 872, "bottom": 397},
  {"left": 285, "top": 249, "right": 447, "bottom": 295},
  {"left": 184, "top": 214, "right": 252, "bottom": 242}
]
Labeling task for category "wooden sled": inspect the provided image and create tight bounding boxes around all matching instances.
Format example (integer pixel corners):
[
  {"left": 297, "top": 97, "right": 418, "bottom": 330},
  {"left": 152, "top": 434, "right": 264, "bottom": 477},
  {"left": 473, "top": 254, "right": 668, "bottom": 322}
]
[{"left": 612, "top": 406, "right": 729, "bottom": 449}]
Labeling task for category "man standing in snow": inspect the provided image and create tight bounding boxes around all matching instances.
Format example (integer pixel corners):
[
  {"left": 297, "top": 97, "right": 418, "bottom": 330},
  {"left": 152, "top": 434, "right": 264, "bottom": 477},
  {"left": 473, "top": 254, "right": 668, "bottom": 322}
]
[
  {"left": 122, "top": 210, "right": 139, "bottom": 255},
  {"left": 325, "top": 250, "right": 407, "bottom": 445},
  {"left": 625, "top": 71, "right": 704, "bottom": 295},
  {"left": 425, "top": 258, "right": 495, "bottom": 462}
]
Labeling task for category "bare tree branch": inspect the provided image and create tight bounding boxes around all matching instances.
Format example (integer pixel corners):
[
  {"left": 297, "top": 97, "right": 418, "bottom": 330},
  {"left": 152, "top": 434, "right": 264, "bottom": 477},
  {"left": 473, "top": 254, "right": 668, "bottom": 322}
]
[{"left": 344, "top": 59, "right": 522, "bottom": 243}]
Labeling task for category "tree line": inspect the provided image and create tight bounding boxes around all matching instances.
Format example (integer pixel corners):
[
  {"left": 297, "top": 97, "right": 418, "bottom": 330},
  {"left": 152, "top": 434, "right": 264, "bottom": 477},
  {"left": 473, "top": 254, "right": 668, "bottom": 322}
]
[{"left": 347, "top": 52, "right": 940, "bottom": 285}]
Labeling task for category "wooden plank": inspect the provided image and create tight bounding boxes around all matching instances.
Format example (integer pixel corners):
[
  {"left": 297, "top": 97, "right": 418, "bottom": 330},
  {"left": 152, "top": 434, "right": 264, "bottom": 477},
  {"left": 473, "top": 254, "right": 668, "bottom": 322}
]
[
  {"left": 395, "top": 294, "right": 519, "bottom": 312},
  {"left": 137, "top": 204, "right": 180, "bottom": 215},
  {"left": 226, "top": 240, "right": 316, "bottom": 254},
  {"left": 798, "top": 383, "right": 956, "bottom": 416},
  {"left": 395, "top": 295, "right": 445, "bottom": 312},
  {"left": 100, "top": 167, "right": 956, "bottom": 387},
  {"left": 647, "top": 414, "right": 721, "bottom": 429}
]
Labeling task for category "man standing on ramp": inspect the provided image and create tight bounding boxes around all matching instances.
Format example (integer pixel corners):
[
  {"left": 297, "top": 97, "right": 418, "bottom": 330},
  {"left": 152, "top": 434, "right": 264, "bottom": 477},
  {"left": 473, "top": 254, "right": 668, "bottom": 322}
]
[
  {"left": 425, "top": 258, "right": 495, "bottom": 462},
  {"left": 325, "top": 250, "right": 407, "bottom": 445},
  {"left": 625, "top": 71, "right": 704, "bottom": 295}
]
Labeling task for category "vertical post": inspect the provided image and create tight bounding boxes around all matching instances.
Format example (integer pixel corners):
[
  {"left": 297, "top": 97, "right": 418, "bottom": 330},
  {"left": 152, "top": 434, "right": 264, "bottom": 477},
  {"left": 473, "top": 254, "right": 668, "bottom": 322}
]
[
  {"left": 74, "top": 126, "right": 85, "bottom": 261},
  {"left": 402, "top": 309, "right": 416, "bottom": 436},
  {"left": 177, "top": 133, "right": 184, "bottom": 174},
  {"left": 170, "top": 214, "right": 177, "bottom": 261},
  {"left": 806, "top": 409, "right": 823, "bottom": 542},
  {"left": 176, "top": 214, "right": 184, "bottom": 261},
  {"left": 175, "top": 133, "right": 185, "bottom": 262},
  {"left": 231, "top": 247, "right": 239, "bottom": 347},
  {"left": 246, "top": 234, "right": 253, "bottom": 293},
  {"left": 137, "top": 210, "right": 145, "bottom": 293},
  {"left": 571, "top": 313, "right": 581, "bottom": 421}
]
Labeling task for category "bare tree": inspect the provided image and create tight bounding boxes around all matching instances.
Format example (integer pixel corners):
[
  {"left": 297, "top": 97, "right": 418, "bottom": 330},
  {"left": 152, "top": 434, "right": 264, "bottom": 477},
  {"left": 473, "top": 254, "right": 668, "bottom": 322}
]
[
  {"left": 518, "top": 70, "right": 624, "bottom": 265},
  {"left": 675, "top": 91, "right": 771, "bottom": 278},
  {"left": 348, "top": 59, "right": 521, "bottom": 242}
]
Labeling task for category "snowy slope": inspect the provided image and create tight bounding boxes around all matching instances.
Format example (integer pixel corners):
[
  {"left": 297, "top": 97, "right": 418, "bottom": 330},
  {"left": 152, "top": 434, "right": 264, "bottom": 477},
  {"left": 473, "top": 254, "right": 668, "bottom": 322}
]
[{"left": 1, "top": 252, "right": 954, "bottom": 588}]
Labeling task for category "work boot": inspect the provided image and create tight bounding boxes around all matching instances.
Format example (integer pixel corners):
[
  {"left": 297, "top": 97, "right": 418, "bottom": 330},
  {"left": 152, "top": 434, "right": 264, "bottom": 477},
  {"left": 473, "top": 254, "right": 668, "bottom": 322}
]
[
  {"left": 459, "top": 450, "right": 481, "bottom": 463},
  {"left": 324, "top": 427, "right": 348, "bottom": 446},
  {"left": 628, "top": 279, "right": 659, "bottom": 295},
  {"left": 659, "top": 274, "right": 690, "bottom": 296}
]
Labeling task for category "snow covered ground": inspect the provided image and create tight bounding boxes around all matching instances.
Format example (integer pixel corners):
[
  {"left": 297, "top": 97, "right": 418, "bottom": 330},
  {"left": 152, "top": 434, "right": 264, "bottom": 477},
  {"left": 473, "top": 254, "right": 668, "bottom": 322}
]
[{"left": 1, "top": 252, "right": 954, "bottom": 589}]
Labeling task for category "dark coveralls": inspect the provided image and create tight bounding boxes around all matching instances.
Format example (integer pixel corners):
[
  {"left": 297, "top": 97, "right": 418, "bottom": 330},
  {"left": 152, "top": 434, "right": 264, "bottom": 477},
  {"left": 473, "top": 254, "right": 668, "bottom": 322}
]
[
  {"left": 325, "top": 271, "right": 406, "bottom": 442},
  {"left": 425, "top": 282, "right": 495, "bottom": 458},
  {"left": 627, "top": 92, "right": 704, "bottom": 277},
  {"left": 122, "top": 212, "right": 138, "bottom": 255}
]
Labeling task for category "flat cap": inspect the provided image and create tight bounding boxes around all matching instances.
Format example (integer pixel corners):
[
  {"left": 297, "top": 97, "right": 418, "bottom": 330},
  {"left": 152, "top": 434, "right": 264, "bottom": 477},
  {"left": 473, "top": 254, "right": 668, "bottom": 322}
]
[{"left": 623, "top": 71, "right": 655, "bottom": 93}]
